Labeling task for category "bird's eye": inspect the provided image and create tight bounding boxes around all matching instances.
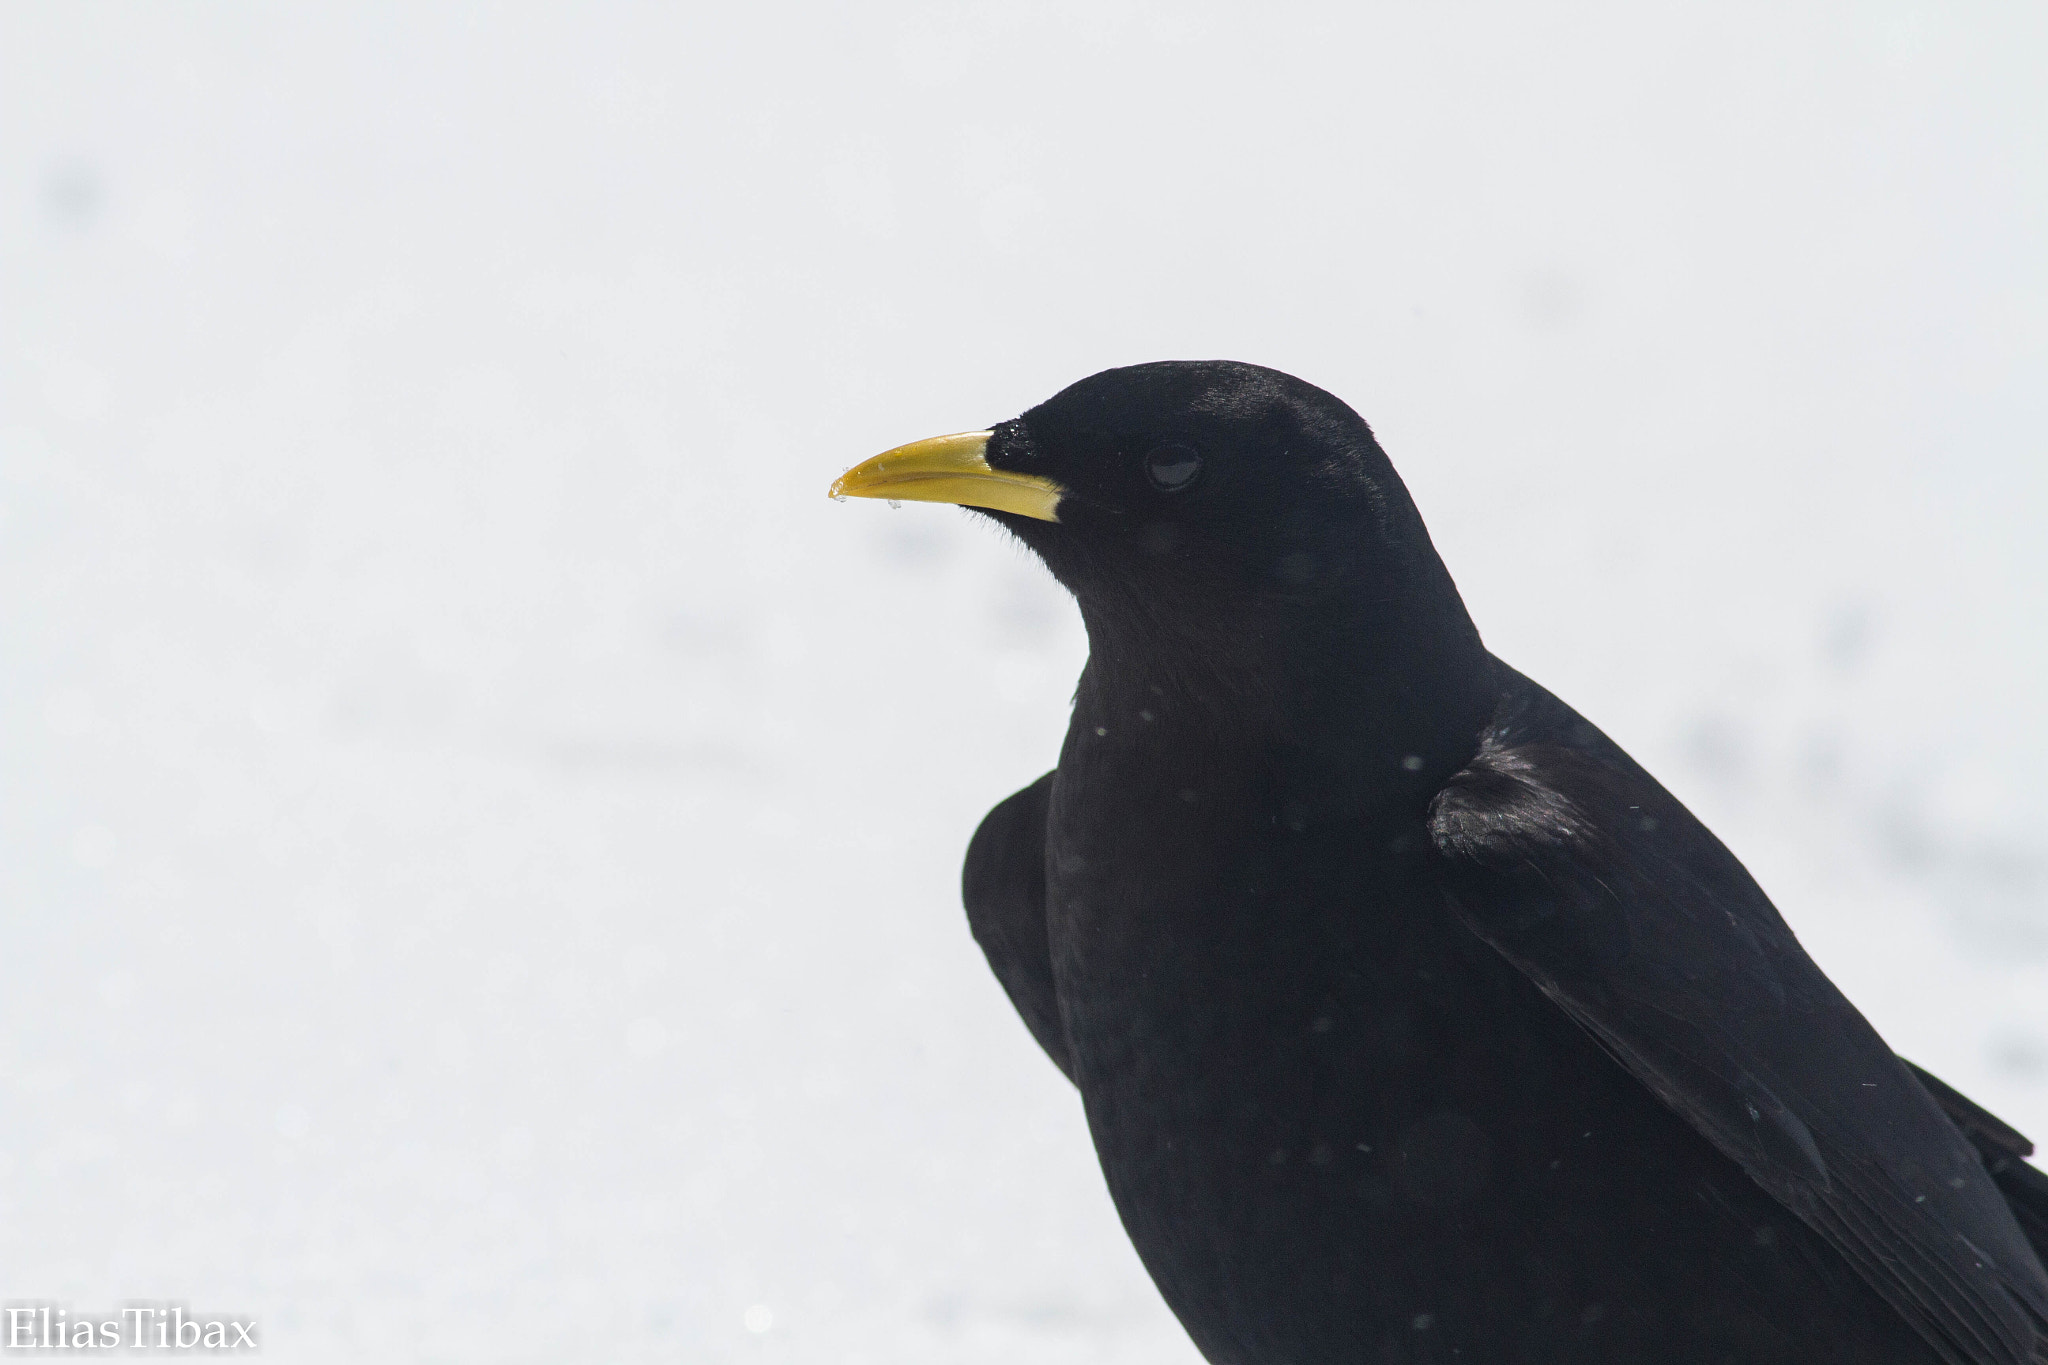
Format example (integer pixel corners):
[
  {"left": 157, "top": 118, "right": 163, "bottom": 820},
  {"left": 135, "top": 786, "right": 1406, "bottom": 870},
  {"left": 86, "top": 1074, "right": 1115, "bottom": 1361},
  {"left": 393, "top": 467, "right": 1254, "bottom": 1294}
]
[{"left": 1144, "top": 444, "right": 1202, "bottom": 492}]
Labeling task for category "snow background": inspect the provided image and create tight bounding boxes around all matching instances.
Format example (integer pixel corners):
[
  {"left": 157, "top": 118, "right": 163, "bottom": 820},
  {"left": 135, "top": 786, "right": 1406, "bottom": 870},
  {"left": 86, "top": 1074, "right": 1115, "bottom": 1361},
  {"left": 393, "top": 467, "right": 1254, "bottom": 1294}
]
[{"left": 2, "top": 3, "right": 2045, "bottom": 1361}]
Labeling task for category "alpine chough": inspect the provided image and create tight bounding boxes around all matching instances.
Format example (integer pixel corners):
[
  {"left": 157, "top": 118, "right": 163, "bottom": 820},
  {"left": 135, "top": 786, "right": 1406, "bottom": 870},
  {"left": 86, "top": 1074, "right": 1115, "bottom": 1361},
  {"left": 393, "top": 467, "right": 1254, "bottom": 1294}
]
[{"left": 829, "top": 360, "right": 2048, "bottom": 1364}]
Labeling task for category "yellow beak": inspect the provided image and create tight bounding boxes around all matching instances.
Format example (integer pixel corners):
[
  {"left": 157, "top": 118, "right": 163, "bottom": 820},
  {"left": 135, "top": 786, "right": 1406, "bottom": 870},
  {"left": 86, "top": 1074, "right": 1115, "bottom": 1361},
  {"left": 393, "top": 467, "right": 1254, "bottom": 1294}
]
[{"left": 828, "top": 430, "right": 1064, "bottom": 523}]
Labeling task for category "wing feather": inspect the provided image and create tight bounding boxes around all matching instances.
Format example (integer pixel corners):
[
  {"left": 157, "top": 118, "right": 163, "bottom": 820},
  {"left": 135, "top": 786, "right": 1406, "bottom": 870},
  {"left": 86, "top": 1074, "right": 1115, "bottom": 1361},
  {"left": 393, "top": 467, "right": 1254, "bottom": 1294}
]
[
  {"left": 1428, "top": 669, "right": 2048, "bottom": 1365},
  {"left": 963, "top": 771, "right": 1072, "bottom": 1082}
]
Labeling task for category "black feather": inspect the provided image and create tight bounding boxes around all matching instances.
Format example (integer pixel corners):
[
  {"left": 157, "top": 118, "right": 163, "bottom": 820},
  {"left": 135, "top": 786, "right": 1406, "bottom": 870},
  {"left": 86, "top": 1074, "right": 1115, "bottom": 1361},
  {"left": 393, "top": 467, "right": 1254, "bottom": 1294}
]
[{"left": 923, "top": 360, "right": 2048, "bottom": 1364}]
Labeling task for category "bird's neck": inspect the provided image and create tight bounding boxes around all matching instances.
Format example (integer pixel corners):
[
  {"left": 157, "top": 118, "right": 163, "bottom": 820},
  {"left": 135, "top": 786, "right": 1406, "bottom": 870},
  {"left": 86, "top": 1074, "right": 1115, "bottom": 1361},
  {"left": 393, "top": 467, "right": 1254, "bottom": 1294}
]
[{"left": 1073, "top": 582, "right": 1498, "bottom": 819}]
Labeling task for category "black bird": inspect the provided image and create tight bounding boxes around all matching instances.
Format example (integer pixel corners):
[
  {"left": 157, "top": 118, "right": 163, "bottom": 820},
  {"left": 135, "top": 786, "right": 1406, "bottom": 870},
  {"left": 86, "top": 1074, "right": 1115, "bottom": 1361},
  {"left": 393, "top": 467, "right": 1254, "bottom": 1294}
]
[{"left": 830, "top": 361, "right": 2048, "bottom": 1364}]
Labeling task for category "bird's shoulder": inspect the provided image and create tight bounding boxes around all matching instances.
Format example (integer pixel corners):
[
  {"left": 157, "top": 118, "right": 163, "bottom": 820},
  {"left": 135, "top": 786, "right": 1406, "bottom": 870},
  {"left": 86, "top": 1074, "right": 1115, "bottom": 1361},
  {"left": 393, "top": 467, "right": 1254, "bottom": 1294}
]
[
  {"left": 1426, "top": 668, "right": 1801, "bottom": 980},
  {"left": 1424, "top": 662, "right": 2048, "bottom": 1365}
]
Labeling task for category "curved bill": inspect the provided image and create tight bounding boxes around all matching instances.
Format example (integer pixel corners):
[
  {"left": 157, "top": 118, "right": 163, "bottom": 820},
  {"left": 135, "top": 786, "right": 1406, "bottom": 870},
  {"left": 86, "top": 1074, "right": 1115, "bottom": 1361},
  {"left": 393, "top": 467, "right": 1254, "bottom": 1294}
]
[{"left": 828, "top": 430, "right": 1063, "bottom": 522}]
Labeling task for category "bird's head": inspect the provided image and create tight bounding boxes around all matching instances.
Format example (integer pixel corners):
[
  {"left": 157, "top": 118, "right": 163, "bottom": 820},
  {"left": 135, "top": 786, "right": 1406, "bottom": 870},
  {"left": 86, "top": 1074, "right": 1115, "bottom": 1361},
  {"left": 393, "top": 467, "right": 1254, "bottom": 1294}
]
[{"left": 832, "top": 362, "right": 1475, "bottom": 673}]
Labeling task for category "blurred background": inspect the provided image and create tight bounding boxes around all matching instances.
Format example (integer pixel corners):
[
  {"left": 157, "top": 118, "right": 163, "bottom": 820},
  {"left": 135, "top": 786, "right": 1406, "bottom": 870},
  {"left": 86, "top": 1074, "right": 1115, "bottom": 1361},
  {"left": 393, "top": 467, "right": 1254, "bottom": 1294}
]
[{"left": 3, "top": 3, "right": 2045, "bottom": 1361}]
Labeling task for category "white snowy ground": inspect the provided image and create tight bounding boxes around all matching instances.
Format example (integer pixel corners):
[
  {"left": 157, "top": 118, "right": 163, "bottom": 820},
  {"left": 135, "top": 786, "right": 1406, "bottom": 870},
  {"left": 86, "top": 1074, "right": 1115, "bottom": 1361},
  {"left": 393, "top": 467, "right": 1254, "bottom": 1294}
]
[{"left": 2, "top": 4, "right": 2045, "bottom": 1362}]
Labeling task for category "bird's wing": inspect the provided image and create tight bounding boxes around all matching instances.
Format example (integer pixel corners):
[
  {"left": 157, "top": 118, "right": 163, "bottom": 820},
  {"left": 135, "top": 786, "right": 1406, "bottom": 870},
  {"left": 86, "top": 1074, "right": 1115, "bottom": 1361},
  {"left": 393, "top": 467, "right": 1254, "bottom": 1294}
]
[
  {"left": 963, "top": 771, "right": 1073, "bottom": 1082},
  {"left": 1427, "top": 674, "right": 2048, "bottom": 1365},
  {"left": 1908, "top": 1059, "right": 2048, "bottom": 1267}
]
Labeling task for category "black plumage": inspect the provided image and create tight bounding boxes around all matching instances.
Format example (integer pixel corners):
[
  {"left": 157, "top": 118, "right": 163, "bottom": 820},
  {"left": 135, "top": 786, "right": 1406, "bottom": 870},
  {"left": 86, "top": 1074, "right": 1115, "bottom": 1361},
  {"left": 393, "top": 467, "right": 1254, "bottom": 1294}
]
[{"left": 875, "top": 360, "right": 2048, "bottom": 1363}]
